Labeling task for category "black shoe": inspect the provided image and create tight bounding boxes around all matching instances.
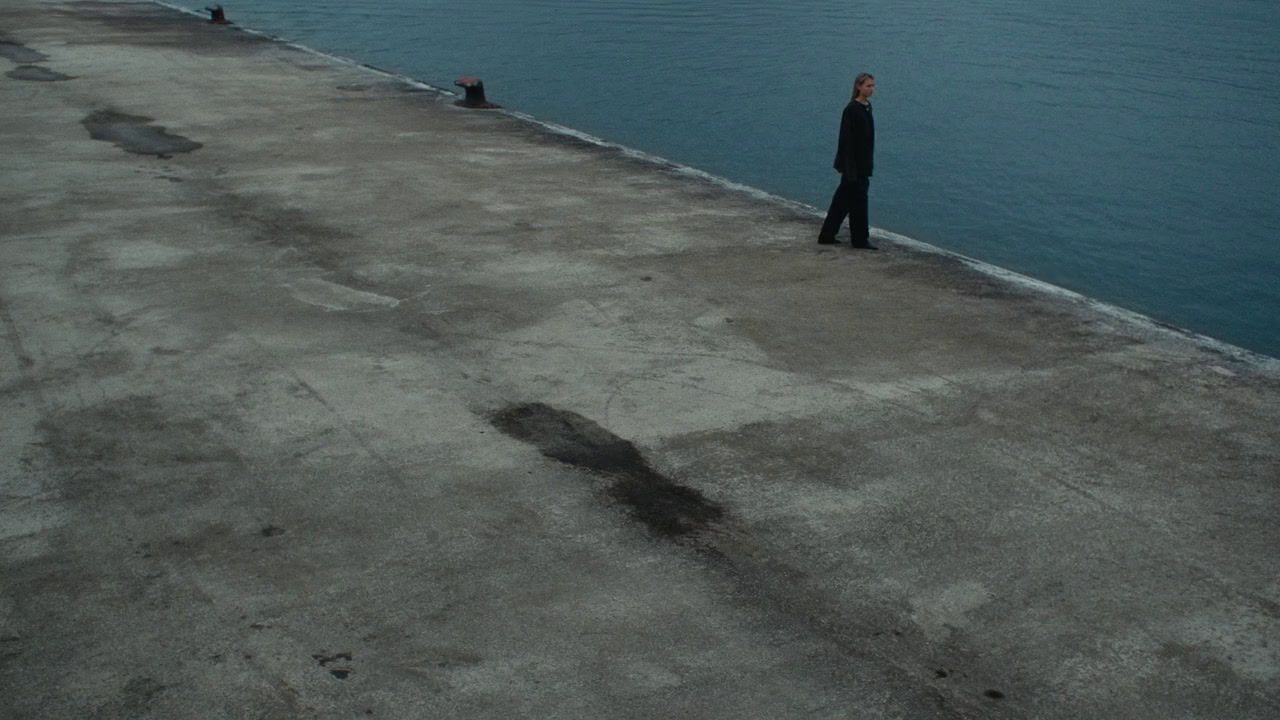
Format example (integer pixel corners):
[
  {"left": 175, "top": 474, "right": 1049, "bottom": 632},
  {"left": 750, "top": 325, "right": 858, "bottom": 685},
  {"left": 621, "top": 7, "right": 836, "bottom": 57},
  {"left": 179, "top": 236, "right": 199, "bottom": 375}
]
[
  {"left": 817, "top": 235, "right": 839, "bottom": 245},
  {"left": 851, "top": 239, "right": 879, "bottom": 250}
]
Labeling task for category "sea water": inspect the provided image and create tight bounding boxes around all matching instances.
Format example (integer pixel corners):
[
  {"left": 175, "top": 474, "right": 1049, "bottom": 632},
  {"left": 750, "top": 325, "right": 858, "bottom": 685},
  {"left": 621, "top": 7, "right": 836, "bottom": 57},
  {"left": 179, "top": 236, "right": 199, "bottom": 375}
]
[{"left": 175, "top": 0, "right": 1280, "bottom": 358}]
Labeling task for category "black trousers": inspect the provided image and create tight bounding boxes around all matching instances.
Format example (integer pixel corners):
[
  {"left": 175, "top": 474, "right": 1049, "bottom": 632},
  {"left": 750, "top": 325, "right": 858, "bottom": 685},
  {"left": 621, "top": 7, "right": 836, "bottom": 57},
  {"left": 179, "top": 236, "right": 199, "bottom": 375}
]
[{"left": 819, "top": 174, "right": 869, "bottom": 241}]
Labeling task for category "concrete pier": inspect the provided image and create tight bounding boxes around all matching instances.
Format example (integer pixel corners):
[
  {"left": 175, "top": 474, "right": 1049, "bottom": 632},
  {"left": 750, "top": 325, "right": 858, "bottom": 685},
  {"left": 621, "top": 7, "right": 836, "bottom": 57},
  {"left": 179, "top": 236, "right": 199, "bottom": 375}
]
[{"left": 2, "top": 1, "right": 1278, "bottom": 717}]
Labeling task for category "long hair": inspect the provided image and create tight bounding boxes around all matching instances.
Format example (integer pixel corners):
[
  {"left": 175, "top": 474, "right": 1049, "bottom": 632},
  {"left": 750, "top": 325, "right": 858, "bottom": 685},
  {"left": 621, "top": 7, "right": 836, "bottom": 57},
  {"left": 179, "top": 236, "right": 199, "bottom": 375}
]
[{"left": 852, "top": 72, "right": 875, "bottom": 101}]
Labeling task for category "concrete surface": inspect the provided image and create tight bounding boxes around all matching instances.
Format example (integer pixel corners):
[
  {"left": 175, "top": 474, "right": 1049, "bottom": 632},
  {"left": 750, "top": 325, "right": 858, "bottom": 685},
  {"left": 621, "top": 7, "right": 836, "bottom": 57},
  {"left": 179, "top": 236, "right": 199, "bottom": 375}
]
[{"left": 2, "top": 1, "right": 1278, "bottom": 718}]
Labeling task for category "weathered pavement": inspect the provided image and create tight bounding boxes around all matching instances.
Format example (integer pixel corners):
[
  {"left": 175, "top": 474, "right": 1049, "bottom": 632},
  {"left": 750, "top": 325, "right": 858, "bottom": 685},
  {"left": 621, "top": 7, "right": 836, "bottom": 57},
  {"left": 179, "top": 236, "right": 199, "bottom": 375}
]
[{"left": 2, "top": 2, "right": 1278, "bottom": 718}]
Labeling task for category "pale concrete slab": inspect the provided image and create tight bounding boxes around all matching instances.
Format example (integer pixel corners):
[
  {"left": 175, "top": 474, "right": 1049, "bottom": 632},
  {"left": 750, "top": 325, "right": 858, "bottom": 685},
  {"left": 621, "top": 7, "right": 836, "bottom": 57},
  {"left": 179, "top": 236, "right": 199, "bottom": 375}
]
[{"left": 1, "top": 2, "right": 1277, "bottom": 718}]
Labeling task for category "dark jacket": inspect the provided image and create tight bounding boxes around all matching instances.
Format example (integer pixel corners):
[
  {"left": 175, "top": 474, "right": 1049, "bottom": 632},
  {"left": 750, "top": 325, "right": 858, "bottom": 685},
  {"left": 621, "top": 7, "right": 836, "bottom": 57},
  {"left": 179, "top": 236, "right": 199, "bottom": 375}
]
[{"left": 832, "top": 101, "right": 874, "bottom": 177}]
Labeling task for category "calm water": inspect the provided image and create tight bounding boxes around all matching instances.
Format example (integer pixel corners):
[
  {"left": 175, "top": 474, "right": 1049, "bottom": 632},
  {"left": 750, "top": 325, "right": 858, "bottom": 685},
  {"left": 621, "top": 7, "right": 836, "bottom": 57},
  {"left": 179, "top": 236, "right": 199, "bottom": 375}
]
[{"left": 180, "top": 1, "right": 1280, "bottom": 358}]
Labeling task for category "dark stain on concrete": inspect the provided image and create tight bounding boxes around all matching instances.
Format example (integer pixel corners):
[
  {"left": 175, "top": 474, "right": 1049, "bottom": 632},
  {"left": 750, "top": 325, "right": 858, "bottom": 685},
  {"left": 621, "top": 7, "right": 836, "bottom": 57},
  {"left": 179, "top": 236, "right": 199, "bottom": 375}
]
[
  {"left": 56, "top": 3, "right": 274, "bottom": 57},
  {"left": 81, "top": 110, "right": 202, "bottom": 158},
  {"left": 91, "top": 676, "right": 166, "bottom": 717},
  {"left": 260, "top": 525, "right": 286, "bottom": 537},
  {"left": 314, "top": 651, "right": 352, "bottom": 666},
  {"left": 491, "top": 403, "right": 724, "bottom": 538},
  {"left": 36, "top": 395, "right": 239, "bottom": 498},
  {"left": 881, "top": 252, "right": 1029, "bottom": 301},
  {"left": 82, "top": 348, "right": 132, "bottom": 379},
  {"left": 427, "top": 648, "right": 483, "bottom": 668},
  {"left": 6, "top": 64, "right": 72, "bottom": 81},
  {"left": 203, "top": 191, "right": 355, "bottom": 271},
  {"left": 123, "top": 676, "right": 166, "bottom": 704},
  {"left": 0, "top": 39, "right": 48, "bottom": 63},
  {"left": 314, "top": 651, "right": 354, "bottom": 679}
]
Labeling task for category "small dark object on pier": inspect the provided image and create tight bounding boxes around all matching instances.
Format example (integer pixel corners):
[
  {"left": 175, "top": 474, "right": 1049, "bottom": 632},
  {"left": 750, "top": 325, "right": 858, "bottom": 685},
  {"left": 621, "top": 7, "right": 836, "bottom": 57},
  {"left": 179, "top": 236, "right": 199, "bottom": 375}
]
[
  {"left": 454, "top": 76, "right": 500, "bottom": 109},
  {"left": 206, "top": 5, "right": 230, "bottom": 24}
]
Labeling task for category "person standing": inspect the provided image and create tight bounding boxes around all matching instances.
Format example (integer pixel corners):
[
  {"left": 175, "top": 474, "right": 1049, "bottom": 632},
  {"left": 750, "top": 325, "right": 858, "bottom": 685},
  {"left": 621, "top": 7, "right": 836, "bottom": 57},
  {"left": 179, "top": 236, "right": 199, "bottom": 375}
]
[{"left": 818, "top": 73, "right": 877, "bottom": 249}]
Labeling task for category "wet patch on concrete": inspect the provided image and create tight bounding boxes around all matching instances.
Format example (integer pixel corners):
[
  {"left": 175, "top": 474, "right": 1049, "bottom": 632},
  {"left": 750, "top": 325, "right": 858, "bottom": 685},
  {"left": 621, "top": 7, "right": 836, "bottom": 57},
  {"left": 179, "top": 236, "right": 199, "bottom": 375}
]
[
  {"left": 491, "top": 403, "right": 724, "bottom": 539},
  {"left": 0, "top": 39, "right": 48, "bottom": 64},
  {"left": 6, "top": 64, "right": 72, "bottom": 81},
  {"left": 81, "top": 110, "right": 202, "bottom": 158}
]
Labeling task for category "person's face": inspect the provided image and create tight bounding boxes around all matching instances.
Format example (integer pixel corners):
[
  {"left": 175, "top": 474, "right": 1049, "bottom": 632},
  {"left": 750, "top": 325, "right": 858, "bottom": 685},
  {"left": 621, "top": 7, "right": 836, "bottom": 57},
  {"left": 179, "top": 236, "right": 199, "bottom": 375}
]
[{"left": 858, "top": 78, "right": 876, "bottom": 99}]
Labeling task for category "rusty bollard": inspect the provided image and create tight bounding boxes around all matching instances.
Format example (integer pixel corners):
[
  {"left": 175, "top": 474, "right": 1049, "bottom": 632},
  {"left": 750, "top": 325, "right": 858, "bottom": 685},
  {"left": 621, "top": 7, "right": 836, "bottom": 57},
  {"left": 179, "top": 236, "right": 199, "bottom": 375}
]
[
  {"left": 206, "top": 5, "right": 230, "bottom": 24},
  {"left": 453, "top": 76, "right": 500, "bottom": 109}
]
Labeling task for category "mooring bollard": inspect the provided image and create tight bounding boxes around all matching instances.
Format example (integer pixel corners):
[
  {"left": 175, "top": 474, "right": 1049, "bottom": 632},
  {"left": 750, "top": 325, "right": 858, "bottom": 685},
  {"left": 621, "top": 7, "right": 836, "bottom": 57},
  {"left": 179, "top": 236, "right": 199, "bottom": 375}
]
[
  {"left": 453, "top": 76, "right": 500, "bottom": 109},
  {"left": 205, "top": 5, "right": 230, "bottom": 24}
]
